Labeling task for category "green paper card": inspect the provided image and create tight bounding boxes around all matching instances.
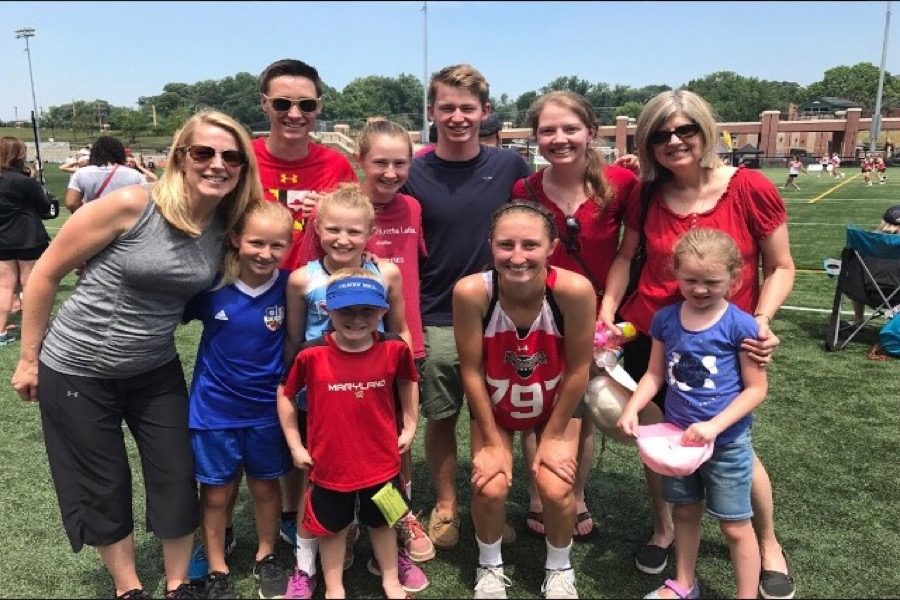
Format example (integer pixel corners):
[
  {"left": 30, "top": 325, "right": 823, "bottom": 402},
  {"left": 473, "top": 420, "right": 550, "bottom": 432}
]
[{"left": 371, "top": 482, "right": 409, "bottom": 527}]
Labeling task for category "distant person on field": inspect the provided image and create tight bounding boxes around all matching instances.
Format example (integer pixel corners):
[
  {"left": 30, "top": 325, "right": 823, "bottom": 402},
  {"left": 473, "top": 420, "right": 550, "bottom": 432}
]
[
  {"left": 861, "top": 154, "right": 875, "bottom": 186},
  {"left": 781, "top": 156, "right": 807, "bottom": 191},
  {"left": 852, "top": 204, "right": 900, "bottom": 324},
  {"left": 65, "top": 136, "right": 147, "bottom": 212},
  {"left": 60, "top": 147, "right": 91, "bottom": 173},
  {"left": 0, "top": 136, "right": 51, "bottom": 346},
  {"left": 126, "top": 153, "right": 159, "bottom": 183},
  {"left": 831, "top": 152, "right": 845, "bottom": 179},
  {"left": 818, "top": 153, "right": 831, "bottom": 178},
  {"left": 874, "top": 155, "right": 887, "bottom": 184}
]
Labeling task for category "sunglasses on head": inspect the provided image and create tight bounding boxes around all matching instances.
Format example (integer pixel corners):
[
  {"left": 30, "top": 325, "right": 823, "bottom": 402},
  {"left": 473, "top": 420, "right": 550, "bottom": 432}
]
[
  {"left": 179, "top": 145, "right": 247, "bottom": 168},
  {"left": 264, "top": 94, "right": 321, "bottom": 113},
  {"left": 648, "top": 122, "right": 701, "bottom": 145},
  {"left": 564, "top": 214, "right": 581, "bottom": 254}
]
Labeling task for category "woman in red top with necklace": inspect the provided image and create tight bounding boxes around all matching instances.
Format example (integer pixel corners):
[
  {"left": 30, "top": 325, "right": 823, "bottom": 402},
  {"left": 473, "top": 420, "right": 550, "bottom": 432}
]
[{"left": 600, "top": 90, "right": 796, "bottom": 600}]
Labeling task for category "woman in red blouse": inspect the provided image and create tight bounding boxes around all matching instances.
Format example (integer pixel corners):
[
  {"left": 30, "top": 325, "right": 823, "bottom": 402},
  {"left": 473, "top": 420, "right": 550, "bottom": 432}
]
[{"left": 600, "top": 90, "right": 796, "bottom": 599}]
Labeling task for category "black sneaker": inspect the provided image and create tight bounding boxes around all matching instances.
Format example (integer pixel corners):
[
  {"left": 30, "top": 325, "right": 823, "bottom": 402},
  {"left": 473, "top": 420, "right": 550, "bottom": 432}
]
[
  {"left": 759, "top": 551, "right": 796, "bottom": 599},
  {"left": 254, "top": 554, "right": 288, "bottom": 599},
  {"left": 164, "top": 582, "right": 205, "bottom": 600},
  {"left": 203, "top": 572, "right": 235, "bottom": 599},
  {"left": 115, "top": 590, "right": 151, "bottom": 600},
  {"left": 635, "top": 541, "right": 674, "bottom": 574}
]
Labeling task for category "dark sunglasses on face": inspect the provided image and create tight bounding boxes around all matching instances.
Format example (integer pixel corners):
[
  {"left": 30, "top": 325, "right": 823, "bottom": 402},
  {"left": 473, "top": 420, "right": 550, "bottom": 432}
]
[
  {"left": 179, "top": 145, "right": 247, "bottom": 168},
  {"left": 565, "top": 215, "right": 581, "bottom": 253},
  {"left": 264, "top": 94, "right": 321, "bottom": 113},
  {"left": 648, "top": 122, "right": 702, "bottom": 145}
]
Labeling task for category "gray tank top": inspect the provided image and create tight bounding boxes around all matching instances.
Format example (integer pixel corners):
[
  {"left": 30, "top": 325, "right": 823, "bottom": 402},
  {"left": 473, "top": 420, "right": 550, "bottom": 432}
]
[{"left": 41, "top": 190, "right": 226, "bottom": 378}]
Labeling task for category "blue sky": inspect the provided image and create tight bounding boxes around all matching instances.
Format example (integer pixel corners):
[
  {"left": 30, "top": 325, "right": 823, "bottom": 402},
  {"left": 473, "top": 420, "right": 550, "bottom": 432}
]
[{"left": 1, "top": 1, "right": 895, "bottom": 122}]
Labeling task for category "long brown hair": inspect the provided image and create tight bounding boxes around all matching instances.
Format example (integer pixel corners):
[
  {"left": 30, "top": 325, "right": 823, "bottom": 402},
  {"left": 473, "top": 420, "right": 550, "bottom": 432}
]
[
  {"left": 0, "top": 136, "right": 28, "bottom": 172},
  {"left": 525, "top": 91, "right": 613, "bottom": 215}
]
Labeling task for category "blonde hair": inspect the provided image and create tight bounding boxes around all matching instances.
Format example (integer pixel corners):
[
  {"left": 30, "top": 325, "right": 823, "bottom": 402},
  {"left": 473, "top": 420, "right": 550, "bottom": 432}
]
[
  {"left": 877, "top": 221, "right": 900, "bottom": 234},
  {"left": 673, "top": 228, "right": 742, "bottom": 282},
  {"left": 217, "top": 200, "right": 293, "bottom": 289},
  {"left": 154, "top": 110, "right": 263, "bottom": 237},
  {"left": 635, "top": 90, "right": 722, "bottom": 183},
  {"left": 357, "top": 119, "right": 413, "bottom": 159},
  {"left": 326, "top": 266, "right": 380, "bottom": 287},
  {"left": 315, "top": 183, "right": 375, "bottom": 229},
  {"left": 525, "top": 91, "right": 612, "bottom": 214},
  {"left": 428, "top": 64, "right": 490, "bottom": 107}
]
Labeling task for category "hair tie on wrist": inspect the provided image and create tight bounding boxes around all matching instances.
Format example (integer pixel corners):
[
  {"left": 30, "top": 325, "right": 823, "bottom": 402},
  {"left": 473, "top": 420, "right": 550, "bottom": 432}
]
[{"left": 754, "top": 313, "right": 771, "bottom": 323}]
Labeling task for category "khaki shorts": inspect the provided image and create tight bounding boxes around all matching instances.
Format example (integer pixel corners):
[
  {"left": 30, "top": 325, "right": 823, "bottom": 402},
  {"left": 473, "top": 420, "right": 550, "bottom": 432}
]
[{"left": 420, "top": 325, "right": 465, "bottom": 420}]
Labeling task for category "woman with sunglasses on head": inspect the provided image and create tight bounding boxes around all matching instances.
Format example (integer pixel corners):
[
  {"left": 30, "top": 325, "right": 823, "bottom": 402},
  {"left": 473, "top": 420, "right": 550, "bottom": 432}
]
[
  {"left": 509, "top": 90, "right": 641, "bottom": 544},
  {"left": 11, "top": 110, "right": 261, "bottom": 600},
  {"left": 599, "top": 90, "right": 796, "bottom": 600}
]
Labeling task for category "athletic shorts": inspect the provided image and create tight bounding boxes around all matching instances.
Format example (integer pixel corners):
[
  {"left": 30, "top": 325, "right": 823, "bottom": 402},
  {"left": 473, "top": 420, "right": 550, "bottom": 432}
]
[
  {"left": 420, "top": 325, "right": 465, "bottom": 420},
  {"left": 192, "top": 422, "right": 292, "bottom": 485},
  {"left": 303, "top": 475, "right": 403, "bottom": 537},
  {"left": 38, "top": 358, "right": 199, "bottom": 552},
  {"left": 0, "top": 244, "right": 48, "bottom": 261}
]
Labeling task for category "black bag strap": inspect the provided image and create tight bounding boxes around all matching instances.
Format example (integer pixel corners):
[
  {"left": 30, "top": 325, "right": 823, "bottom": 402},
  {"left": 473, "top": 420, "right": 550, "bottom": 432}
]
[
  {"left": 519, "top": 177, "right": 604, "bottom": 295},
  {"left": 624, "top": 181, "right": 655, "bottom": 300}
]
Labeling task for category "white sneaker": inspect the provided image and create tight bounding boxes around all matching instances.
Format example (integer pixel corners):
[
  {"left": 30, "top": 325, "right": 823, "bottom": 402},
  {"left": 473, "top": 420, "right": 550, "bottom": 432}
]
[
  {"left": 474, "top": 564, "right": 511, "bottom": 599},
  {"left": 541, "top": 568, "right": 578, "bottom": 599}
]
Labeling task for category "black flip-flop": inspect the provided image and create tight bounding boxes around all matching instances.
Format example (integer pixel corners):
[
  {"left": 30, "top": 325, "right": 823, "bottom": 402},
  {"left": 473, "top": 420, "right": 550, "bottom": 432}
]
[
  {"left": 573, "top": 510, "right": 597, "bottom": 541},
  {"left": 524, "top": 510, "right": 544, "bottom": 537}
]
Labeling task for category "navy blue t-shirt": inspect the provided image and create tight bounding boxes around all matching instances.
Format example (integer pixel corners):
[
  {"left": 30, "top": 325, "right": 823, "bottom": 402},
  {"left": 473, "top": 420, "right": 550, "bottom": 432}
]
[{"left": 402, "top": 146, "right": 530, "bottom": 326}]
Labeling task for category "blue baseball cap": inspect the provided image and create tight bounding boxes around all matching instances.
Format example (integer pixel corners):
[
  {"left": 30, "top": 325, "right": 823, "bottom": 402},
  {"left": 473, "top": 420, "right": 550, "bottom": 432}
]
[{"left": 325, "top": 277, "right": 389, "bottom": 310}]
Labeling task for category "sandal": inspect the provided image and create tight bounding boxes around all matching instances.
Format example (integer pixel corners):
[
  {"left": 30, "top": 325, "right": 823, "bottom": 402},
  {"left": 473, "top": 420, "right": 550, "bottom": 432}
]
[
  {"left": 643, "top": 579, "right": 700, "bottom": 599},
  {"left": 524, "top": 510, "right": 544, "bottom": 537},
  {"left": 573, "top": 510, "right": 596, "bottom": 541}
]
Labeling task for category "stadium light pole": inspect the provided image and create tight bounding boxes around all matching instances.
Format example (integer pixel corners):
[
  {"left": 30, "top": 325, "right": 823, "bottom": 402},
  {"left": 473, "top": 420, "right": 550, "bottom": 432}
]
[
  {"left": 16, "top": 27, "right": 43, "bottom": 182},
  {"left": 870, "top": 1, "right": 892, "bottom": 153},
  {"left": 421, "top": 1, "right": 429, "bottom": 145}
]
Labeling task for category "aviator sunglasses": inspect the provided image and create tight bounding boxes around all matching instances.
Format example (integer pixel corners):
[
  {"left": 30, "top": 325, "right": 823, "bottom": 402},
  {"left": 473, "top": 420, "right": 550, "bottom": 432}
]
[
  {"left": 263, "top": 94, "right": 322, "bottom": 113},
  {"left": 179, "top": 145, "right": 247, "bottom": 168},
  {"left": 648, "top": 122, "right": 701, "bottom": 145}
]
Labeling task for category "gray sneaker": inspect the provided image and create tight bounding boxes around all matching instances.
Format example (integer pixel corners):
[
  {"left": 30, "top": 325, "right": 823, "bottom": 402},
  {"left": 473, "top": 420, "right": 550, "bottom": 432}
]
[
  {"left": 474, "top": 564, "right": 511, "bottom": 599},
  {"left": 541, "top": 568, "right": 578, "bottom": 599}
]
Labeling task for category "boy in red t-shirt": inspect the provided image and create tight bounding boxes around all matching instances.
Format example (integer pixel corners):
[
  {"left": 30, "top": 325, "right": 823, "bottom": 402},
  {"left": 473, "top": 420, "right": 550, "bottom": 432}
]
[{"left": 277, "top": 269, "right": 420, "bottom": 599}]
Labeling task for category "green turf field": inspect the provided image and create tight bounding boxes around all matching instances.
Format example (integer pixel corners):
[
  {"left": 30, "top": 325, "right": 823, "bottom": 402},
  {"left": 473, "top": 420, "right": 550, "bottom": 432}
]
[{"left": 0, "top": 166, "right": 897, "bottom": 598}]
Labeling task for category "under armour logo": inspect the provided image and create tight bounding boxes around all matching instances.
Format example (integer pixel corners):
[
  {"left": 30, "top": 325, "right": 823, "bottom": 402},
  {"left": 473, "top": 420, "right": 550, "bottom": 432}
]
[
  {"left": 66, "top": 390, "right": 79, "bottom": 398},
  {"left": 355, "top": 390, "right": 364, "bottom": 399},
  {"left": 280, "top": 173, "right": 299, "bottom": 184}
]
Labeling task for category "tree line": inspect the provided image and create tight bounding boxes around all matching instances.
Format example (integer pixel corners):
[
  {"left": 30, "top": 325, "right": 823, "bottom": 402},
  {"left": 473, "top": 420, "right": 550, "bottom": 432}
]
[{"left": 34, "top": 62, "right": 900, "bottom": 142}]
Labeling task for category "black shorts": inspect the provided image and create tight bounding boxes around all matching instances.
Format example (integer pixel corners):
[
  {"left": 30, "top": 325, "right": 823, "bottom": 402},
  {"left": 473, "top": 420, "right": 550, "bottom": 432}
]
[
  {"left": 38, "top": 358, "right": 199, "bottom": 552},
  {"left": 303, "top": 475, "right": 403, "bottom": 537},
  {"left": 622, "top": 331, "right": 667, "bottom": 411},
  {"left": 0, "top": 244, "right": 48, "bottom": 261}
]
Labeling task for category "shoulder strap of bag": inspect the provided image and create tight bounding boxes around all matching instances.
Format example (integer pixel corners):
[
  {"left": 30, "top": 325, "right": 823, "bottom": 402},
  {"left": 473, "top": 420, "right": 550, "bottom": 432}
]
[
  {"left": 624, "top": 181, "right": 655, "bottom": 300},
  {"left": 520, "top": 177, "right": 604, "bottom": 296},
  {"left": 95, "top": 164, "right": 120, "bottom": 198}
]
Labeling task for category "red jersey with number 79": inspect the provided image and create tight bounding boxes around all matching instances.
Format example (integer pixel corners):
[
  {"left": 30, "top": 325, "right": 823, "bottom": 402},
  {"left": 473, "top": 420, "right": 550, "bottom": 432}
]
[{"left": 482, "top": 268, "right": 566, "bottom": 431}]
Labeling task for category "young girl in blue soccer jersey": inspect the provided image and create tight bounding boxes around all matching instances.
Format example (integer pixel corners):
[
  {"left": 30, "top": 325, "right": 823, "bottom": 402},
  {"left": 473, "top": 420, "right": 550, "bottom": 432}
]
[
  {"left": 183, "top": 200, "right": 295, "bottom": 599},
  {"left": 282, "top": 183, "right": 424, "bottom": 598},
  {"left": 617, "top": 228, "right": 768, "bottom": 600}
]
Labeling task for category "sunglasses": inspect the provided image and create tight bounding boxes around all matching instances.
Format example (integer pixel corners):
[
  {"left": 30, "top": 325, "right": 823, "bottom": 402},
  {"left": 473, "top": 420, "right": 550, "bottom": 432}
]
[
  {"left": 648, "top": 122, "right": 702, "bottom": 145},
  {"left": 564, "top": 215, "right": 581, "bottom": 254},
  {"left": 264, "top": 94, "right": 321, "bottom": 113},
  {"left": 179, "top": 145, "right": 247, "bottom": 168}
]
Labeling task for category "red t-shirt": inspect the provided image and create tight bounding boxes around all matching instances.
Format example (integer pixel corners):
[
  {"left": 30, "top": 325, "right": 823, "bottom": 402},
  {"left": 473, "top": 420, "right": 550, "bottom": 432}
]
[
  {"left": 252, "top": 137, "right": 357, "bottom": 269},
  {"left": 295, "top": 193, "right": 428, "bottom": 358},
  {"left": 281, "top": 332, "right": 418, "bottom": 491},
  {"left": 619, "top": 167, "right": 787, "bottom": 334},
  {"left": 510, "top": 165, "right": 639, "bottom": 297}
]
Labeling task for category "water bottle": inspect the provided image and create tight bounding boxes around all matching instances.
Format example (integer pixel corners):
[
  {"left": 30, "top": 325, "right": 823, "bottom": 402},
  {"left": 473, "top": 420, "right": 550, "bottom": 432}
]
[{"left": 593, "top": 321, "right": 637, "bottom": 369}]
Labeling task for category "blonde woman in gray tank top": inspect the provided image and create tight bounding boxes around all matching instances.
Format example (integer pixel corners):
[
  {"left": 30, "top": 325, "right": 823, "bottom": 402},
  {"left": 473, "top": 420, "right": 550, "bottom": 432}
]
[{"left": 11, "top": 111, "right": 263, "bottom": 600}]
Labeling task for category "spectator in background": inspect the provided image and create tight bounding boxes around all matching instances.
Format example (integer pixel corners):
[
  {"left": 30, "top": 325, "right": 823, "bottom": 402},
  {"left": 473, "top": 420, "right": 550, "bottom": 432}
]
[
  {"left": 478, "top": 113, "right": 503, "bottom": 148},
  {"left": 413, "top": 123, "right": 438, "bottom": 158},
  {"left": 126, "top": 153, "right": 159, "bottom": 183},
  {"left": 0, "top": 136, "right": 51, "bottom": 346},
  {"left": 64, "top": 136, "right": 147, "bottom": 212},
  {"left": 60, "top": 147, "right": 91, "bottom": 173}
]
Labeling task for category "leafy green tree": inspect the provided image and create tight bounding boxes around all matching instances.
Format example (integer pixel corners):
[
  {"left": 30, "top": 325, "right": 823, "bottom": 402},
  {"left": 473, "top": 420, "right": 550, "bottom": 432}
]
[
  {"left": 684, "top": 71, "right": 801, "bottom": 121},
  {"left": 118, "top": 109, "right": 148, "bottom": 144},
  {"left": 804, "top": 62, "right": 900, "bottom": 108},
  {"left": 540, "top": 76, "right": 593, "bottom": 97},
  {"left": 514, "top": 91, "right": 538, "bottom": 126}
]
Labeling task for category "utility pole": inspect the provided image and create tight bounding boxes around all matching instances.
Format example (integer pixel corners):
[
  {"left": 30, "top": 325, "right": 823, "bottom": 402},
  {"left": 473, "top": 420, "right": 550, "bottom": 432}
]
[
  {"left": 421, "top": 1, "right": 429, "bottom": 145},
  {"left": 870, "top": 1, "right": 892, "bottom": 153},
  {"left": 16, "top": 27, "right": 44, "bottom": 183}
]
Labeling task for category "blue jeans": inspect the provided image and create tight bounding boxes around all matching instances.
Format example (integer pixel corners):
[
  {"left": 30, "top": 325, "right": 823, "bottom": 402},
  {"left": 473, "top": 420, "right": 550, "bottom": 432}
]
[{"left": 663, "top": 431, "right": 754, "bottom": 521}]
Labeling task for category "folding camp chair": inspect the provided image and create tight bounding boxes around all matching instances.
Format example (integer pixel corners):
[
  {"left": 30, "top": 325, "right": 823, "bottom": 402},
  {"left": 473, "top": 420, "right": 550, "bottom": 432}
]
[{"left": 825, "top": 226, "right": 900, "bottom": 351}]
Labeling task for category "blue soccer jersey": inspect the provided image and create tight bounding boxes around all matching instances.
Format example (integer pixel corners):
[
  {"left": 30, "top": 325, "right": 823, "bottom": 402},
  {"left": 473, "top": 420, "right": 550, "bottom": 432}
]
[{"left": 185, "top": 270, "right": 289, "bottom": 429}]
